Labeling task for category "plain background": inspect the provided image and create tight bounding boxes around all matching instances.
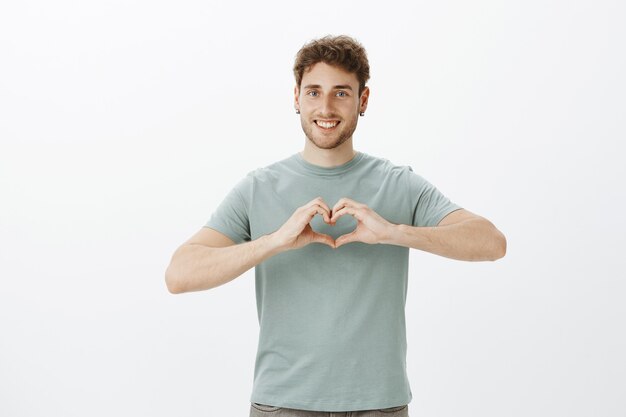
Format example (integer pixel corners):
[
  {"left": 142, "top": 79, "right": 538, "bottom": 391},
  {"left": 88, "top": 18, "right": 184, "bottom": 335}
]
[{"left": 1, "top": 0, "right": 624, "bottom": 416}]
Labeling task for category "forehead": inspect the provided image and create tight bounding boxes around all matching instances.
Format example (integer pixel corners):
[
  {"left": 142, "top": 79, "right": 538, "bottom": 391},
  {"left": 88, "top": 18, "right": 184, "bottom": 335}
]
[{"left": 301, "top": 62, "right": 358, "bottom": 88}]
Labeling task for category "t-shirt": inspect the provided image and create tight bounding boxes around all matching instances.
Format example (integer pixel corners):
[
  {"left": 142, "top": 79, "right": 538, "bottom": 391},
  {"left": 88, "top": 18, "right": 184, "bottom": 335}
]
[{"left": 204, "top": 150, "right": 462, "bottom": 412}]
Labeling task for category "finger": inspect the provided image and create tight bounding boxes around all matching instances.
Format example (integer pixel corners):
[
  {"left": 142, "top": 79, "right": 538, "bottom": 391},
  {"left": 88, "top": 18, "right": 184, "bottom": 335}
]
[
  {"left": 311, "top": 231, "right": 336, "bottom": 248},
  {"left": 305, "top": 205, "right": 331, "bottom": 224},
  {"left": 314, "top": 197, "right": 333, "bottom": 218},
  {"left": 306, "top": 205, "right": 327, "bottom": 220},
  {"left": 331, "top": 198, "right": 348, "bottom": 214},
  {"left": 335, "top": 230, "right": 358, "bottom": 248},
  {"left": 315, "top": 204, "right": 332, "bottom": 224},
  {"left": 315, "top": 203, "right": 333, "bottom": 224},
  {"left": 306, "top": 197, "right": 331, "bottom": 212},
  {"left": 305, "top": 196, "right": 323, "bottom": 206},
  {"left": 305, "top": 198, "right": 332, "bottom": 223},
  {"left": 331, "top": 206, "right": 360, "bottom": 223},
  {"left": 330, "top": 207, "right": 347, "bottom": 223},
  {"left": 332, "top": 197, "right": 362, "bottom": 213}
]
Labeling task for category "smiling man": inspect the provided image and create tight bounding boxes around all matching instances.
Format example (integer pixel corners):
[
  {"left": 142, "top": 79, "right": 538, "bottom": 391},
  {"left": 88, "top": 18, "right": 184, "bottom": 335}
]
[{"left": 165, "top": 34, "right": 506, "bottom": 417}]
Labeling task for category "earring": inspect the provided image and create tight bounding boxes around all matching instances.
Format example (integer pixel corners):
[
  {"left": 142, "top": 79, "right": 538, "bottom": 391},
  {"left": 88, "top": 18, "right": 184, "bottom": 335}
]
[
  {"left": 296, "top": 109, "right": 300, "bottom": 114},
  {"left": 360, "top": 111, "right": 365, "bottom": 116}
]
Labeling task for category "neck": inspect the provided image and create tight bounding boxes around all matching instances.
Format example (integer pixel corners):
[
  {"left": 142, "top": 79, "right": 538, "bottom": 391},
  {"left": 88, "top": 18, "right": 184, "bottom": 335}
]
[{"left": 300, "top": 138, "right": 356, "bottom": 168}]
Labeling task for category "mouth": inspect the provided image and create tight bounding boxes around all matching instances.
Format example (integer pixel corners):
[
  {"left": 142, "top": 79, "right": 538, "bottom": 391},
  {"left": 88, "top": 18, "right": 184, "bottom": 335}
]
[{"left": 314, "top": 120, "right": 341, "bottom": 130}]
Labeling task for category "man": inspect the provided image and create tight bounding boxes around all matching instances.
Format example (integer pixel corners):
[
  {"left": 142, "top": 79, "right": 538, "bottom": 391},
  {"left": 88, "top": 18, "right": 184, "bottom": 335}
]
[{"left": 165, "top": 34, "right": 506, "bottom": 416}]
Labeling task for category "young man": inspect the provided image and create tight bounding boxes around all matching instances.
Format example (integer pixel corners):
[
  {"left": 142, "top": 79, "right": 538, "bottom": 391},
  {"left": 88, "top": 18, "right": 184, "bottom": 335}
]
[{"left": 165, "top": 35, "right": 506, "bottom": 416}]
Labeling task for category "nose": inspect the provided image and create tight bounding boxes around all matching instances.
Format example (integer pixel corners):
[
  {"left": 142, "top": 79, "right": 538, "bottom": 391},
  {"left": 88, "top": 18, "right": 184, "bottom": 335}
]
[{"left": 319, "top": 94, "right": 336, "bottom": 117}]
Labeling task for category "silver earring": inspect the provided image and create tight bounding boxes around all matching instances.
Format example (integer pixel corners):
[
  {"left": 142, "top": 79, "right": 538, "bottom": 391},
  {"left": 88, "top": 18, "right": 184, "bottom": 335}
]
[
  {"left": 360, "top": 111, "right": 365, "bottom": 116},
  {"left": 296, "top": 109, "right": 300, "bottom": 114}
]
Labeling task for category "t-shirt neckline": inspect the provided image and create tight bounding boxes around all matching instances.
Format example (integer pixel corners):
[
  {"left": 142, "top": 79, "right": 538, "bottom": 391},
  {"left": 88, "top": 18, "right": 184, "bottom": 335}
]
[{"left": 293, "top": 151, "right": 364, "bottom": 177}]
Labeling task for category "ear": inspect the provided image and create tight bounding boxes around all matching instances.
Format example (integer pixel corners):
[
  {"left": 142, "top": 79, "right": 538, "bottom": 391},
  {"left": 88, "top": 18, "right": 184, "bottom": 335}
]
[
  {"left": 359, "top": 86, "right": 370, "bottom": 113},
  {"left": 294, "top": 85, "right": 300, "bottom": 111}
]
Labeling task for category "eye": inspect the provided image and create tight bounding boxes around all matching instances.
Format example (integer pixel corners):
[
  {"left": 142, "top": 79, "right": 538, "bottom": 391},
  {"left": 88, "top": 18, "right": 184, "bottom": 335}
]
[
  {"left": 307, "top": 91, "right": 318, "bottom": 97},
  {"left": 337, "top": 91, "right": 348, "bottom": 97}
]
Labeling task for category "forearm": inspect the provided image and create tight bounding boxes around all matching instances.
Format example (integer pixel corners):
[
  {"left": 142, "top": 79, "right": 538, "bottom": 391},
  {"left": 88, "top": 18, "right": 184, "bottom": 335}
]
[
  {"left": 384, "top": 219, "right": 506, "bottom": 261},
  {"left": 165, "top": 234, "right": 283, "bottom": 293}
]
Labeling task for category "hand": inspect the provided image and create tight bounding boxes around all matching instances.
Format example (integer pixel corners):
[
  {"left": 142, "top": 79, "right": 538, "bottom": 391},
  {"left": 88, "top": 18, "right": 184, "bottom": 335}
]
[
  {"left": 330, "top": 197, "right": 395, "bottom": 248},
  {"left": 272, "top": 197, "right": 336, "bottom": 251}
]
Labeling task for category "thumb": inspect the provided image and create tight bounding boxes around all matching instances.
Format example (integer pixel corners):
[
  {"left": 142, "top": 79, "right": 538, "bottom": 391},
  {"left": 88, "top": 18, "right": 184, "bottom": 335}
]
[
  {"left": 311, "top": 231, "right": 336, "bottom": 248},
  {"left": 335, "top": 231, "right": 357, "bottom": 248}
]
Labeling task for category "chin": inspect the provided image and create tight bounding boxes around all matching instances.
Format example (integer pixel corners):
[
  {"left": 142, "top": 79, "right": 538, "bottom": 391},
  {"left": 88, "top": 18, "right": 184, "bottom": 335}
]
[{"left": 312, "top": 136, "right": 348, "bottom": 150}]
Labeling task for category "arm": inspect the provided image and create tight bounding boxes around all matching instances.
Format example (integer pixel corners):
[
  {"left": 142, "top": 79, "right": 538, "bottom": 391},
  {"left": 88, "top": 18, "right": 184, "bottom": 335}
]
[
  {"left": 165, "top": 197, "right": 335, "bottom": 294},
  {"left": 385, "top": 208, "right": 507, "bottom": 261},
  {"left": 165, "top": 228, "right": 283, "bottom": 294},
  {"left": 329, "top": 199, "right": 506, "bottom": 261}
]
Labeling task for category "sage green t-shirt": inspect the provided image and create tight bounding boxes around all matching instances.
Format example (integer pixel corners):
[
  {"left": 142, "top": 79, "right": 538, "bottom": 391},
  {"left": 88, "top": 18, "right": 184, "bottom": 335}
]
[{"left": 204, "top": 150, "right": 462, "bottom": 412}]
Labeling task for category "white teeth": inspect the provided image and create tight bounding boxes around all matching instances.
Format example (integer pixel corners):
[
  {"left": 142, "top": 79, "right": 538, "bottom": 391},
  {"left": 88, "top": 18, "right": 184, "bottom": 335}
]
[{"left": 316, "top": 120, "right": 338, "bottom": 128}]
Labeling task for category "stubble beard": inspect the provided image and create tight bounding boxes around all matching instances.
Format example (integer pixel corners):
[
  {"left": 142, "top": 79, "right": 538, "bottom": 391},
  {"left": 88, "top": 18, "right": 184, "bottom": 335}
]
[{"left": 301, "top": 110, "right": 359, "bottom": 150}]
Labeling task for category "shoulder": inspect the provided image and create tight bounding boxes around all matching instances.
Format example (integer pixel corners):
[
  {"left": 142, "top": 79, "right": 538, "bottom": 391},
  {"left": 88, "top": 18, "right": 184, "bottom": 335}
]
[{"left": 359, "top": 151, "right": 415, "bottom": 179}]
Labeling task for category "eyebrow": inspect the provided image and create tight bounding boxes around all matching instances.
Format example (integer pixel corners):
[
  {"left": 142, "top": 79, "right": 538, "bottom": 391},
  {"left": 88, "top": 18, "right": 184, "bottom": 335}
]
[{"left": 303, "top": 84, "right": 353, "bottom": 91}]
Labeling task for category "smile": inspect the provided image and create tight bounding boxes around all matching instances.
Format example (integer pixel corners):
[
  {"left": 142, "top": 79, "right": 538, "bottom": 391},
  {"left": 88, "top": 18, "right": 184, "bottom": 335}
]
[{"left": 315, "top": 120, "right": 340, "bottom": 129}]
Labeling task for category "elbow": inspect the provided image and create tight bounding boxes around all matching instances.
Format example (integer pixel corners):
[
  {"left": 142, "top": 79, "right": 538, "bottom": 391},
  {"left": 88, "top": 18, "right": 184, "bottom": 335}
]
[
  {"left": 165, "top": 266, "right": 185, "bottom": 294},
  {"left": 491, "top": 231, "right": 507, "bottom": 261},
  {"left": 165, "top": 246, "right": 191, "bottom": 294}
]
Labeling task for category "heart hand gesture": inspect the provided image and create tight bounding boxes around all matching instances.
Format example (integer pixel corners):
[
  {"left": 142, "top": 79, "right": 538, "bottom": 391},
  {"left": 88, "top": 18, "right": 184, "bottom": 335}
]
[{"left": 272, "top": 197, "right": 394, "bottom": 251}]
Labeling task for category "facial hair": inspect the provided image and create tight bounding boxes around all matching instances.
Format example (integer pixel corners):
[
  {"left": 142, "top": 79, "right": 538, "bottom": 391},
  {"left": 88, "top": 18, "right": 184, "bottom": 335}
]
[{"left": 300, "top": 108, "right": 359, "bottom": 150}]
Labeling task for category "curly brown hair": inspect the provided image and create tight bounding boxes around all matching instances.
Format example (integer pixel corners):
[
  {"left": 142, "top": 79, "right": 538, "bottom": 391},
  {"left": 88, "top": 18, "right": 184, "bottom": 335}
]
[{"left": 293, "top": 34, "right": 370, "bottom": 97}]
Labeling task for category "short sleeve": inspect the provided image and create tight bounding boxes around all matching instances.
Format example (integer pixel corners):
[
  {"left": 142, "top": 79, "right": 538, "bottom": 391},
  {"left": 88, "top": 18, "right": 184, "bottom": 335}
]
[
  {"left": 203, "top": 174, "right": 252, "bottom": 244},
  {"left": 407, "top": 166, "right": 463, "bottom": 227}
]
